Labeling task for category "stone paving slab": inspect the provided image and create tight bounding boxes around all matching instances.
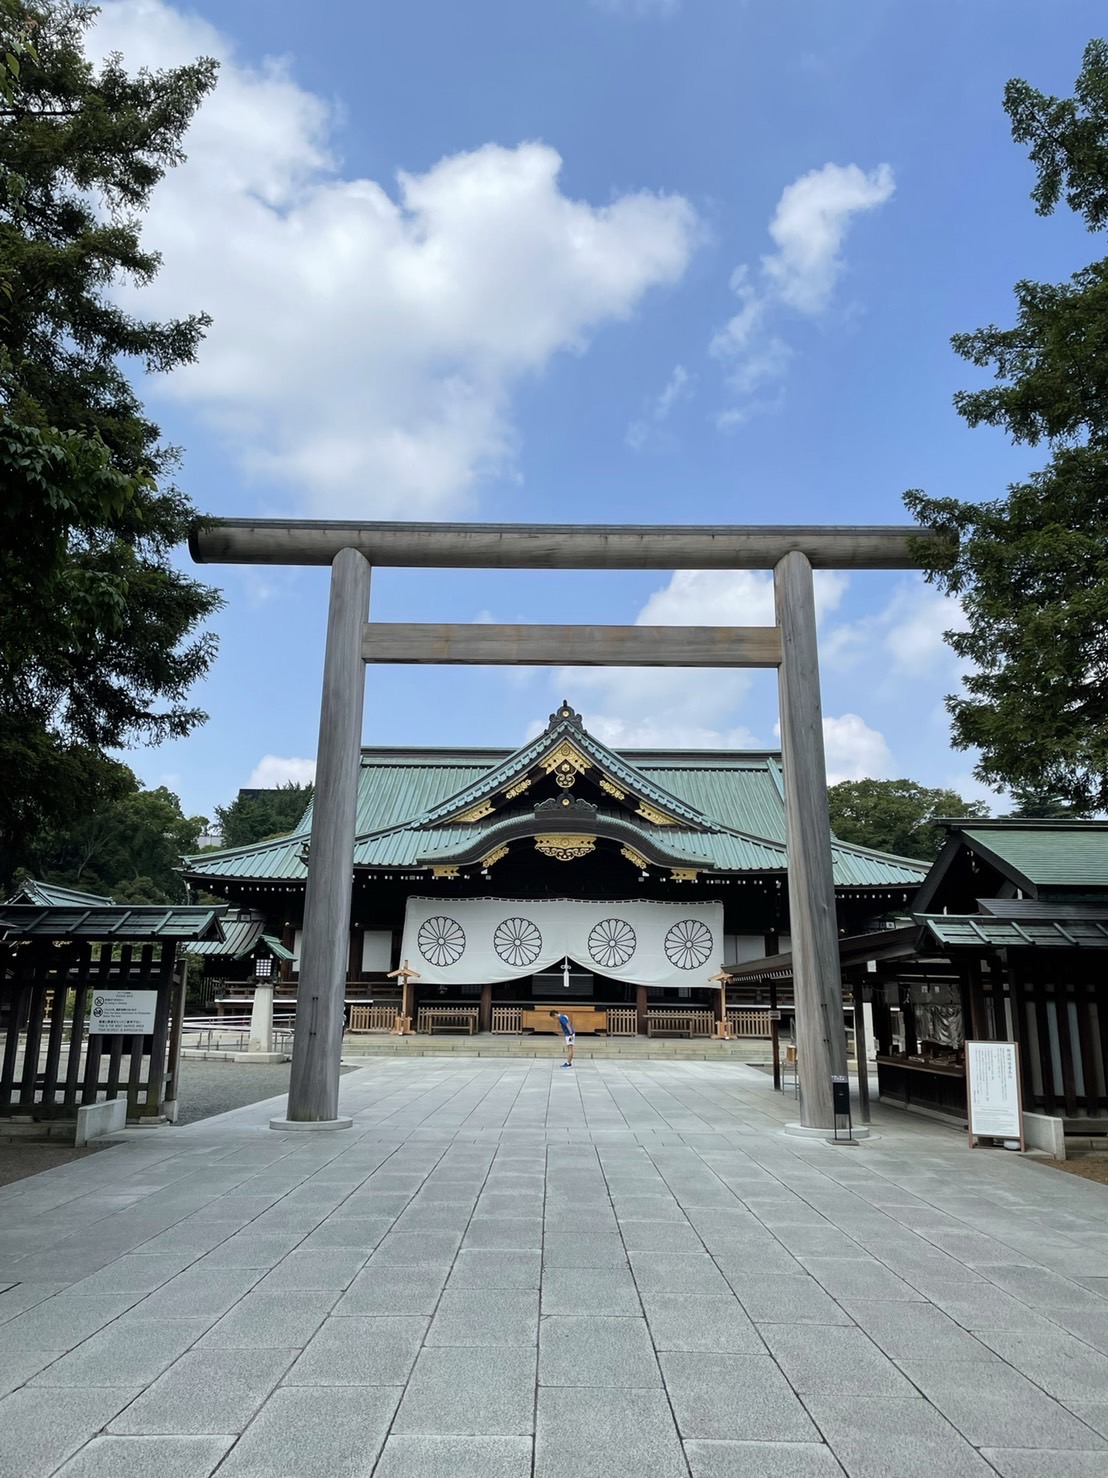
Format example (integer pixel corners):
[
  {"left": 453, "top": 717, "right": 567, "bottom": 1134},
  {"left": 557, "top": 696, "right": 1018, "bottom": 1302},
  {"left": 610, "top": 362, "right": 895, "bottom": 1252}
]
[{"left": 2, "top": 1057, "right": 1108, "bottom": 1475}]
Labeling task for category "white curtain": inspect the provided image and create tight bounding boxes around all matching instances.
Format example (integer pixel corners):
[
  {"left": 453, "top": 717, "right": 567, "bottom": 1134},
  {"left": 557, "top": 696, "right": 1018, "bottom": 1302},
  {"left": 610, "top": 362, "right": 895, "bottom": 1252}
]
[{"left": 401, "top": 897, "right": 724, "bottom": 988}]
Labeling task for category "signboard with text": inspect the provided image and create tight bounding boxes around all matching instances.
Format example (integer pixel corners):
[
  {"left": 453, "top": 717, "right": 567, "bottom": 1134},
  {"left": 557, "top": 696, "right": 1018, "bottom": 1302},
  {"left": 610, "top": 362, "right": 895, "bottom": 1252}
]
[
  {"left": 88, "top": 989, "right": 159, "bottom": 1036},
  {"left": 965, "top": 1040, "right": 1024, "bottom": 1148}
]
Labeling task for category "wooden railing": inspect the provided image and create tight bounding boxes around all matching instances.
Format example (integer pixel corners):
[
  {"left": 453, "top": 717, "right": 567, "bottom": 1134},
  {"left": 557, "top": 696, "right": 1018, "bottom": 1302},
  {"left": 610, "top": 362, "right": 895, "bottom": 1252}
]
[
  {"left": 606, "top": 1006, "right": 638, "bottom": 1036},
  {"left": 348, "top": 1004, "right": 399, "bottom": 1033},
  {"left": 492, "top": 1005, "right": 523, "bottom": 1033},
  {"left": 646, "top": 1008, "right": 713, "bottom": 1038},
  {"left": 417, "top": 1005, "right": 479, "bottom": 1034},
  {"left": 727, "top": 1007, "right": 772, "bottom": 1038}
]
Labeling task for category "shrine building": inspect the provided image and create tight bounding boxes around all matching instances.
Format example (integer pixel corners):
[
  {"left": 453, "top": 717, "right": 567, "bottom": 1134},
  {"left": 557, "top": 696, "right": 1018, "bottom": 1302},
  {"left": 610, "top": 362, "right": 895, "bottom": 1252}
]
[{"left": 183, "top": 702, "right": 926, "bottom": 1035}]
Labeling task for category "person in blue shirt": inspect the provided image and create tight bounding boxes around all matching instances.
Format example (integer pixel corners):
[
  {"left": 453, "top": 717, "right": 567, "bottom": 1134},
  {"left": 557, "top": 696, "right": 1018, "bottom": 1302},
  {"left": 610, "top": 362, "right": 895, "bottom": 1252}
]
[{"left": 550, "top": 1010, "right": 575, "bottom": 1068}]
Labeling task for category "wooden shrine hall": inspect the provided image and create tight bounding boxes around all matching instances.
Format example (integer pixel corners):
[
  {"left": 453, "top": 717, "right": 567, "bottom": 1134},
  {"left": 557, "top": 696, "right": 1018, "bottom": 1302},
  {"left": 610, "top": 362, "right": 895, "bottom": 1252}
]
[
  {"left": 724, "top": 818, "right": 1108, "bottom": 1154},
  {"left": 184, "top": 702, "right": 925, "bottom": 1037}
]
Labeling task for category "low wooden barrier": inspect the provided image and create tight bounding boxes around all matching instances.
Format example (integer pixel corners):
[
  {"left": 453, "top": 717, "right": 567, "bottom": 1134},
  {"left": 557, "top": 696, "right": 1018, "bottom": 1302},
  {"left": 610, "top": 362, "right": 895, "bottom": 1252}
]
[
  {"left": 417, "top": 1005, "right": 479, "bottom": 1034},
  {"left": 606, "top": 1006, "right": 638, "bottom": 1036},
  {"left": 727, "top": 1007, "right": 772, "bottom": 1038},
  {"left": 348, "top": 1004, "right": 400, "bottom": 1033},
  {"left": 646, "top": 1008, "right": 713, "bottom": 1038},
  {"left": 492, "top": 1006, "right": 523, "bottom": 1033}
]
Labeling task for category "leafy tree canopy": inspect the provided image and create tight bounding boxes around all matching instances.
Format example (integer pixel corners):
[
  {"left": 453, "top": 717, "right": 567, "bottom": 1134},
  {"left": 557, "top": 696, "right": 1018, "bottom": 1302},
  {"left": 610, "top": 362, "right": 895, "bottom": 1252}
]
[
  {"left": 827, "top": 779, "right": 988, "bottom": 862},
  {"left": 27, "top": 768, "right": 207, "bottom": 903},
  {"left": 215, "top": 783, "right": 313, "bottom": 850},
  {"left": 906, "top": 39, "right": 1108, "bottom": 811},
  {"left": 0, "top": 1, "right": 222, "bottom": 886}
]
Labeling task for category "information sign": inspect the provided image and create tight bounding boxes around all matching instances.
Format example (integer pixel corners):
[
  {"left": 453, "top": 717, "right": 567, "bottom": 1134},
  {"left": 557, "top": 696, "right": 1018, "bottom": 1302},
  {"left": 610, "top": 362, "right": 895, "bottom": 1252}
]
[
  {"left": 88, "top": 989, "right": 159, "bottom": 1036},
  {"left": 965, "top": 1040, "right": 1024, "bottom": 1149}
]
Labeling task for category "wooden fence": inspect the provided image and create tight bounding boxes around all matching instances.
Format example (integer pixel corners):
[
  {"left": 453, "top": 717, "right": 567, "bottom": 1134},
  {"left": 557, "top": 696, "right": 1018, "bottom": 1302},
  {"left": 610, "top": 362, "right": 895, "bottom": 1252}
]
[
  {"left": 727, "top": 1007, "right": 772, "bottom": 1038},
  {"left": 0, "top": 941, "right": 182, "bottom": 1119},
  {"left": 348, "top": 1004, "right": 400, "bottom": 1032},
  {"left": 606, "top": 1006, "right": 638, "bottom": 1036},
  {"left": 492, "top": 1005, "right": 523, "bottom": 1033}
]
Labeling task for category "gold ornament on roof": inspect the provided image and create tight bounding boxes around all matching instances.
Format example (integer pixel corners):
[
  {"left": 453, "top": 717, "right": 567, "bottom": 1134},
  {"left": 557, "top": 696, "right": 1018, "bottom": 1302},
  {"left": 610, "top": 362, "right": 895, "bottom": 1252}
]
[
  {"left": 480, "top": 845, "right": 509, "bottom": 869},
  {"left": 504, "top": 777, "right": 532, "bottom": 799},
  {"left": 620, "top": 846, "right": 648, "bottom": 870},
  {"left": 431, "top": 865, "right": 460, "bottom": 879},
  {"left": 600, "top": 778, "right": 626, "bottom": 801},
  {"left": 670, "top": 868, "right": 699, "bottom": 883},
  {"left": 540, "top": 740, "right": 590, "bottom": 778},
  {"left": 534, "top": 834, "right": 596, "bottom": 862},
  {"left": 454, "top": 800, "right": 494, "bottom": 823},
  {"left": 636, "top": 800, "right": 676, "bottom": 826}
]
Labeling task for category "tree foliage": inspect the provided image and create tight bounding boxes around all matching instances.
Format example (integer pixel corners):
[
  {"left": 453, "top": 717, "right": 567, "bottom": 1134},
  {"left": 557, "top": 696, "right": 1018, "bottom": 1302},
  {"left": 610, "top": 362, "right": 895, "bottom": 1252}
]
[
  {"left": 215, "top": 783, "right": 313, "bottom": 850},
  {"left": 827, "top": 779, "right": 988, "bottom": 862},
  {"left": 906, "top": 39, "right": 1108, "bottom": 811},
  {"left": 0, "top": 2, "right": 222, "bottom": 886},
  {"left": 28, "top": 769, "right": 207, "bottom": 903}
]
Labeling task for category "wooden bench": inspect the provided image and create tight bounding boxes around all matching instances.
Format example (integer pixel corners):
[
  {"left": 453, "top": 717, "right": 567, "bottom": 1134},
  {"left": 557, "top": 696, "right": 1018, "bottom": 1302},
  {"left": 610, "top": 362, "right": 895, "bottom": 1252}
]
[
  {"left": 646, "top": 1009, "right": 713, "bottom": 1038},
  {"left": 417, "top": 1006, "right": 479, "bottom": 1034}
]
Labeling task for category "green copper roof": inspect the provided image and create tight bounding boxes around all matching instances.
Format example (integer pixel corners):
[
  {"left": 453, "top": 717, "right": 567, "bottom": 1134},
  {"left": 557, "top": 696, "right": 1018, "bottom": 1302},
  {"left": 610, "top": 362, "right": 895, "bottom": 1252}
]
[
  {"left": 184, "top": 709, "right": 927, "bottom": 891},
  {"left": 7, "top": 878, "right": 115, "bottom": 907},
  {"left": 918, "top": 912, "right": 1108, "bottom": 949},
  {"left": 955, "top": 822, "right": 1108, "bottom": 892}
]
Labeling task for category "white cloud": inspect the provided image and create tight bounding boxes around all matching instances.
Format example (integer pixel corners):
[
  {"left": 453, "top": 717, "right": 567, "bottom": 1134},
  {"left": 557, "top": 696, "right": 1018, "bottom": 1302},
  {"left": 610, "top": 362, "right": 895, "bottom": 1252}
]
[
  {"left": 711, "top": 162, "right": 894, "bottom": 422},
  {"left": 762, "top": 163, "right": 895, "bottom": 314},
  {"left": 626, "top": 364, "right": 694, "bottom": 449},
  {"left": 247, "top": 755, "right": 316, "bottom": 788},
  {"left": 821, "top": 714, "right": 893, "bottom": 786},
  {"left": 541, "top": 567, "right": 848, "bottom": 753},
  {"left": 93, "top": 1, "right": 699, "bottom": 516},
  {"left": 823, "top": 579, "right": 965, "bottom": 678}
]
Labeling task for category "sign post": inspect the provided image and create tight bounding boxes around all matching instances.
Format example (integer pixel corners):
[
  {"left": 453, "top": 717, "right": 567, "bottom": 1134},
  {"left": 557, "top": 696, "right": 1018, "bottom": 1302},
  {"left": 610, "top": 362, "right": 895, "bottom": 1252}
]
[
  {"left": 965, "top": 1040, "right": 1024, "bottom": 1151},
  {"left": 88, "top": 990, "right": 158, "bottom": 1036}
]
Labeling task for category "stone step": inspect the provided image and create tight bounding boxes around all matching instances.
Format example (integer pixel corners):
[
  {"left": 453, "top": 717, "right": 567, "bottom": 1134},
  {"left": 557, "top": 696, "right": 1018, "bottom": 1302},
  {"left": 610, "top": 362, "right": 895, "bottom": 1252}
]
[{"left": 339, "top": 1034, "right": 776, "bottom": 1062}]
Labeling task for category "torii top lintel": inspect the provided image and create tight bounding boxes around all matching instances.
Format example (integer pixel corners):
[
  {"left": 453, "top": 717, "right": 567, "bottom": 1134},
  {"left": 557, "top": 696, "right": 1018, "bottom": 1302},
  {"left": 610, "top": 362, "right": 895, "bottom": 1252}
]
[{"left": 189, "top": 519, "right": 935, "bottom": 571}]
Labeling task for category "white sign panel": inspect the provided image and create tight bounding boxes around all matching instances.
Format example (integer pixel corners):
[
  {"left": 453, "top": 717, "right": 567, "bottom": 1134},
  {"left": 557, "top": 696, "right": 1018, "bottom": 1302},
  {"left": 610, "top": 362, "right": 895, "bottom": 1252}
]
[
  {"left": 88, "top": 989, "right": 159, "bottom": 1035},
  {"left": 965, "top": 1040, "right": 1023, "bottom": 1142},
  {"left": 401, "top": 897, "right": 724, "bottom": 988}
]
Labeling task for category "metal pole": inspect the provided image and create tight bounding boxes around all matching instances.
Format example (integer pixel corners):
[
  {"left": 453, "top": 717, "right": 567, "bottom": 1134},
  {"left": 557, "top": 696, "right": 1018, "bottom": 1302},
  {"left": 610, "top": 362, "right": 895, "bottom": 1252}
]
[
  {"left": 283, "top": 548, "right": 371, "bottom": 1125},
  {"left": 774, "top": 551, "right": 849, "bottom": 1129}
]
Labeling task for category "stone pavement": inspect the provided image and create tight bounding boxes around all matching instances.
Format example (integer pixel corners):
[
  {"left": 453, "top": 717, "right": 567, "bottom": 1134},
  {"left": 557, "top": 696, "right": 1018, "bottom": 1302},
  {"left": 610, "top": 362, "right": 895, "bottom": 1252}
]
[{"left": 2, "top": 1059, "right": 1108, "bottom": 1478}]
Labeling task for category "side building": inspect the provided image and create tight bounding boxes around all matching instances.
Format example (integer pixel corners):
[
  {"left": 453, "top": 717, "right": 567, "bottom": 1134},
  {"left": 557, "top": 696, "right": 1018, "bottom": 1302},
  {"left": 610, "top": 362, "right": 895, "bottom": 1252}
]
[{"left": 182, "top": 702, "right": 926, "bottom": 1032}]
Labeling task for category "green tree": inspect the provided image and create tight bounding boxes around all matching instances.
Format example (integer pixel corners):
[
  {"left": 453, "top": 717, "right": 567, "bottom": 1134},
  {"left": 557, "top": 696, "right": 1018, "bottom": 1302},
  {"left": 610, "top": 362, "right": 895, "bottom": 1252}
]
[
  {"left": 827, "top": 779, "right": 988, "bottom": 862},
  {"left": 215, "top": 783, "right": 313, "bottom": 849},
  {"left": 0, "top": 2, "right": 222, "bottom": 886},
  {"left": 33, "top": 772, "right": 206, "bottom": 903},
  {"left": 1004, "top": 782, "right": 1090, "bottom": 819},
  {"left": 906, "top": 39, "right": 1108, "bottom": 811}
]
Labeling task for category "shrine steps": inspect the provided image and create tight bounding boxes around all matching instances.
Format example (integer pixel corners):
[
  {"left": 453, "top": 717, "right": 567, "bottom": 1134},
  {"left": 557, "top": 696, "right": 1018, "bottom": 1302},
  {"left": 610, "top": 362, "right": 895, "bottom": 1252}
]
[{"left": 340, "top": 1034, "right": 772, "bottom": 1062}]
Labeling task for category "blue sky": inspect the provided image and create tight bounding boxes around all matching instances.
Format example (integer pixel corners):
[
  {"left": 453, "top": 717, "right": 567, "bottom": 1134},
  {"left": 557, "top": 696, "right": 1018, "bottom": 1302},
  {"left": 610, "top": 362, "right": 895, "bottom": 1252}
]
[{"left": 91, "top": 0, "right": 1103, "bottom": 821}]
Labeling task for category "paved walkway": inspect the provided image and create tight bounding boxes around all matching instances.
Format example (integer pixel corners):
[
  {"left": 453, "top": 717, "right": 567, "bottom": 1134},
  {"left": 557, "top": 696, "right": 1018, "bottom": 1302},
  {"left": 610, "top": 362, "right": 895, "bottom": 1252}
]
[{"left": 2, "top": 1060, "right": 1108, "bottom": 1478}]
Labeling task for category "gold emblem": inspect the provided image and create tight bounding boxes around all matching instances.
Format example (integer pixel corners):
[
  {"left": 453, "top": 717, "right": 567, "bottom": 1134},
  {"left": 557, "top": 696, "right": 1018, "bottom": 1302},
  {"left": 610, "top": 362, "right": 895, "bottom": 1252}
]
[
  {"left": 534, "top": 834, "right": 596, "bottom": 862},
  {"left": 480, "top": 845, "right": 509, "bottom": 869},
  {"left": 504, "top": 777, "right": 532, "bottom": 799},
  {"left": 620, "top": 846, "right": 648, "bottom": 870},
  {"left": 454, "top": 800, "right": 494, "bottom": 823},
  {"left": 600, "top": 778, "right": 627, "bottom": 801}
]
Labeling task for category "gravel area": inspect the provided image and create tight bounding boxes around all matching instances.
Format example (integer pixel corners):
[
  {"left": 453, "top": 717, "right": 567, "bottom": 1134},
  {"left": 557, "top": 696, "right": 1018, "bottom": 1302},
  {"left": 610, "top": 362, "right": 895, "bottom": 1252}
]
[
  {"left": 1042, "top": 1154, "right": 1108, "bottom": 1186},
  {"left": 0, "top": 1142, "right": 107, "bottom": 1188}
]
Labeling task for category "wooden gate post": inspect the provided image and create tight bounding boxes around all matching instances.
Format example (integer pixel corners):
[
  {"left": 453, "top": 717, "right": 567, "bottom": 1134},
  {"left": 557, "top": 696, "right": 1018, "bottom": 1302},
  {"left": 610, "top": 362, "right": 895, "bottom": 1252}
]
[
  {"left": 774, "top": 551, "right": 849, "bottom": 1129},
  {"left": 284, "top": 548, "right": 371, "bottom": 1125}
]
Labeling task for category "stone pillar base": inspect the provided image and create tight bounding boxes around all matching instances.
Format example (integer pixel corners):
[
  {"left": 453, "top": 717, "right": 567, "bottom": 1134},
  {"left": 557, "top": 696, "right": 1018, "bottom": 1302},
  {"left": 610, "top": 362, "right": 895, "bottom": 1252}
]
[
  {"left": 269, "top": 1116, "right": 353, "bottom": 1132},
  {"left": 783, "top": 1121, "right": 871, "bottom": 1142}
]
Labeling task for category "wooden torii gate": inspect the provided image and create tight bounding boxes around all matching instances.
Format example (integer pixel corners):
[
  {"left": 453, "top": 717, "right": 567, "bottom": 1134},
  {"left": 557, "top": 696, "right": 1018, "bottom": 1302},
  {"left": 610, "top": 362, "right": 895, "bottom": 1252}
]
[{"left": 190, "top": 520, "right": 928, "bottom": 1132}]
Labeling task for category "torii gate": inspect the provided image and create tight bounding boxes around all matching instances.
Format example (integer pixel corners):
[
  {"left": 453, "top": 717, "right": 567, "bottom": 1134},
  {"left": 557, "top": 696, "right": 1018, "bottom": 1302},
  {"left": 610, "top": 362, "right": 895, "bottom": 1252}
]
[{"left": 190, "top": 520, "right": 929, "bottom": 1132}]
